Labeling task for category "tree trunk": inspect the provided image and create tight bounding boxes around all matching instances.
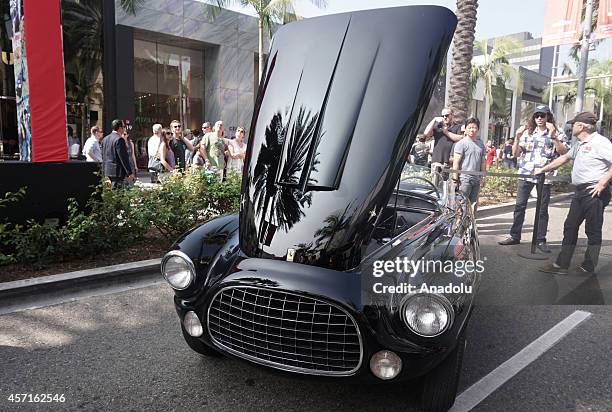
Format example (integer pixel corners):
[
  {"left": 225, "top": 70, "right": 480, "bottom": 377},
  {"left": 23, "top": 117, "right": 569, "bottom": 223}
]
[
  {"left": 448, "top": 0, "right": 478, "bottom": 124},
  {"left": 258, "top": 18, "right": 264, "bottom": 84},
  {"left": 81, "top": 104, "right": 87, "bottom": 148}
]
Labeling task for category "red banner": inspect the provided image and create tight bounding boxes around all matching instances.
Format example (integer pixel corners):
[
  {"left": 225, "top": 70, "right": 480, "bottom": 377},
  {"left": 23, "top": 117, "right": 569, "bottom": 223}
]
[
  {"left": 542, "top": 0, "right": 583, "bottom": 47},
  {"left": 596, "top": 0, "right": 612, "bottom": 39},
  {"left": 23, "top": 0, "right": 67, "bottom": 162}
]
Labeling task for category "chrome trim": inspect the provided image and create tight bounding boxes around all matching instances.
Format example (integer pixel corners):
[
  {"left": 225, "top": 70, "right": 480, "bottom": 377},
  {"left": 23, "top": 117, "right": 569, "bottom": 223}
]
[
  {"left": 160, "top": 250, "right": 196, "bottom": 290},
  {"left": 400, "top": 293, "right": 455, "bottom": 338},
  {"left": 207, "top": 285, "right": 364, "bottom": 377}
]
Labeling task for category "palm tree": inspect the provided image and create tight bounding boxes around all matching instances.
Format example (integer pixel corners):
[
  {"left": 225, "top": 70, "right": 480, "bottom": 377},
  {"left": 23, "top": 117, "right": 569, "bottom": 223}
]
[
  {"left": 546, "top": 58, "right": 611, "bottom": 126},
  {"left": 65, "top": 60, "right": 103, "bottom": 142},
  {"left": 448, "top": 0, "right": 478, "bottom": 124},
  {"left": 470, "top": 37, "right": 523, "bottom": 140},
  {"left": 214, "top": 0, "right": 327, "bottom": 82}
]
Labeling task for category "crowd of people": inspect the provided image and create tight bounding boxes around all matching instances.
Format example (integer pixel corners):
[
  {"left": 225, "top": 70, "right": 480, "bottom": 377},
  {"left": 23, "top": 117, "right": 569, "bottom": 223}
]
[
  {"left": 82, "top": 119, "right": 248, "bottom": 188},
  {"left": 413, "top": 106, "right": 611, "bottom": 274}
]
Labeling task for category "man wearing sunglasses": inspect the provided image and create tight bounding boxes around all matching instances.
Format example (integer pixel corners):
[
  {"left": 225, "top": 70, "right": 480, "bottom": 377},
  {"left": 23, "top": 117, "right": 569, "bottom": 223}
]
[
  {"left": 535, "top": 111, "right": 612, "bottom": 274},
  {"left": 498, "top": 104, "right": 568, "bottom": 253},
  {"left": 424, "top": 108, "right": 464, "bottom": 184},
  {"left": 169, "top": 120, "right": 195, "bottom": 171}
]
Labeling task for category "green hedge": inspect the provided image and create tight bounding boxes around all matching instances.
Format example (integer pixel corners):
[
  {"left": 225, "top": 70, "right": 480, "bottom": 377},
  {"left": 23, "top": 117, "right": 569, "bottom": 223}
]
[{"left": 0, "top": 169, "right": 241, "bottom": 267}]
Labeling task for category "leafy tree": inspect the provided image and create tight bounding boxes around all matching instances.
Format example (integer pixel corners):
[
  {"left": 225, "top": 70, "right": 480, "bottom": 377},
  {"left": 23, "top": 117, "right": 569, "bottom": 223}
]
[
  {"left": 470, "top": 37, "right": 523, "bottom": 139},
  {"left": 214, "top": 0, "right": 327, "bottom": 82}
]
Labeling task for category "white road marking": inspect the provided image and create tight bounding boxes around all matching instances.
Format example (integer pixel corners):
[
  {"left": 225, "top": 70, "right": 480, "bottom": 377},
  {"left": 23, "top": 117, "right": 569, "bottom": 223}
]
[{"left": 450, "top": 310, "right": 592, "bottom": 412}]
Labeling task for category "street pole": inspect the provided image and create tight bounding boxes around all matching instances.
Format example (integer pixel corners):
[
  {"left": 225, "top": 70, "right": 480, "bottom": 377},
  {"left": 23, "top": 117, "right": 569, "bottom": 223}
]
[
  {"left": 548, "top": 45, "right": 559, "bottom": 110},
  {"left": 575, "top": 0, "right": 594, "bottom": 113}
]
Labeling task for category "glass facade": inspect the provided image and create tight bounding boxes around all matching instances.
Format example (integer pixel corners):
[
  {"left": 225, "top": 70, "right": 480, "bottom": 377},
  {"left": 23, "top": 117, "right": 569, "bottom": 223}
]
[
  {"left": 133, "top": 39, "right": 204, "bottom": 141},
  {"left": 1, "top": 0, "right": 17, "bottom": 159}
]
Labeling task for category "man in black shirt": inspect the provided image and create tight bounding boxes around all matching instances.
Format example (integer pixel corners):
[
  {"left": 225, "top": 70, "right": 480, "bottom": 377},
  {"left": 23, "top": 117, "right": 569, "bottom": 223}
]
[
  {"left": 409, "top": 134, "right": 430, "bottom": 166},
  {"left": 424, "top": 108, "right": 463, "bottom": 183},
  {"left": 169, "top": 119, "right": 195, "bottom": 171},
  {"left": 502, "top": 137, "right": 516, "bottom": 168}
]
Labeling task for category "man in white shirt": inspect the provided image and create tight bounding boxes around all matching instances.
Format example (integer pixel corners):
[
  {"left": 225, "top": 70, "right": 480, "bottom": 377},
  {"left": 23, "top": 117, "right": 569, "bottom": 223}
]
[
  {"left": 82, "top": 126, "right": 103, "bottom": 162},
  {"left": 147, "top": 123, "right": 163, "bottom": 182},
  {"left": 536, "top": 112, "right": 612, "bottom": 275}
]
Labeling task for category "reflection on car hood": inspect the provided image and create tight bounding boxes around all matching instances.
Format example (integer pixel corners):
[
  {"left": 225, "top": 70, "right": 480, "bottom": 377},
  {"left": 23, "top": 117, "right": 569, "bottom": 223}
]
[{"left": 240, "top": 6, "right": 457, "bottom": 271}]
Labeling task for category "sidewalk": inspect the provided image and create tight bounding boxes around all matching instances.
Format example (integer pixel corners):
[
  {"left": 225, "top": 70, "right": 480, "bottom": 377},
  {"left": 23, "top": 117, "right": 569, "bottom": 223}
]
[{"left": 476, "top": 195, "right": 612, "bottom": 305}]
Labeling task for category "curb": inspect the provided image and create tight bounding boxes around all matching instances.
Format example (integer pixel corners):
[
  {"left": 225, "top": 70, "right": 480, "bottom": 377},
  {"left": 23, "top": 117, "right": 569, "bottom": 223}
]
[
  {"left": 476, "top": 192, "right": 573, "bottom": 219},
  {"left": 0, "top": 258, "right": 162, "bottom": 304}
]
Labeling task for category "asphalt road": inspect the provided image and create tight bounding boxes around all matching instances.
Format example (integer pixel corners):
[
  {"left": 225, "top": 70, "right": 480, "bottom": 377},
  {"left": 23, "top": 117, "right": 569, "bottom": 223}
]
[
  {"left": 1, "top": 197, "right": 611, "bottom": 411},
  {"left": 0, "top": 284, "right": 610, "bottom": 411}
]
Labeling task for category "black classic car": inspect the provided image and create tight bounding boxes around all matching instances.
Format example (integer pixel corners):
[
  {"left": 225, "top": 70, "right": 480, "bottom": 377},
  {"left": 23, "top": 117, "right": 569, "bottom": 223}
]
[{"left": 161, "top": 6, "right": 481, "bottom": 411}]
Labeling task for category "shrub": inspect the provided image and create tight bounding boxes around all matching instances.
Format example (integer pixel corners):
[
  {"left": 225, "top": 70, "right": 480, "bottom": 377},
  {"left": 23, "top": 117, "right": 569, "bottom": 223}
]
[
  {"left": 480, "top": 167, "right": 518, "bottom": 202},
  {"left": 140, "top": 169, "right": 241, "bottom": 240},
  {"left": 0, "top": 169, "right": 242, "bottom": 267}
]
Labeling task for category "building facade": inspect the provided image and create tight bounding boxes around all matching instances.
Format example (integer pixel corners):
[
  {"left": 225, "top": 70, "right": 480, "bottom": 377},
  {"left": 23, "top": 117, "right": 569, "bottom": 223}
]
[
  {"left": 108, "top": 0, "right": 268, "bottom": 142},
  {"left": 0, "top": 0, "right": 266, "bottom": 160}
]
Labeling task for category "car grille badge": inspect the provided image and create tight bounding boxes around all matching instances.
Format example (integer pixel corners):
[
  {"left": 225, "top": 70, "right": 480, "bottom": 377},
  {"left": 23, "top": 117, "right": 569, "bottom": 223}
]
[{"left": 286, "top": 248, "right": 296, "bottom": 262}]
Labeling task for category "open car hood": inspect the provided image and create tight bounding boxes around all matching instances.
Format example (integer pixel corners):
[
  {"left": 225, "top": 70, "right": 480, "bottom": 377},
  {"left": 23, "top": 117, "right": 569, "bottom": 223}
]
[{"left": 240, "top": 6, "right": 456, "bottom": 271}]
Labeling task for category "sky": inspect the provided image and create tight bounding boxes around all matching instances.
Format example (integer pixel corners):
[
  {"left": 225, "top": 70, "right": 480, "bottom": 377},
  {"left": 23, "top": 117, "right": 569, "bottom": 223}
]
[{"left": 225, "top": 0, "right": 610, "bottom": 64}]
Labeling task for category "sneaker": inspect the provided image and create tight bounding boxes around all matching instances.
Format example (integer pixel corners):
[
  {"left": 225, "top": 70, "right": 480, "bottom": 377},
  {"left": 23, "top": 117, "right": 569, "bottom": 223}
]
[
  {"left": 539, "top": 263, "right": 569, "bottom": 275},
  {"left": 576, "top": 265, "right": 595, "bottom": 275},
  {"left": 536, "top": 242, "right": 551, "bottom": 254},
  {"left": 498, "top": 237, "right": 520, "bottom": 246}
]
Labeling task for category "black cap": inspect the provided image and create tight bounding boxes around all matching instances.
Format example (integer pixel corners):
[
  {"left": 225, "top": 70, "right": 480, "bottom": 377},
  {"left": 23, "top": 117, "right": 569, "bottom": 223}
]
[
  {"left": 534, "top": 104, "right": 551, "bottom": 115},
  {"left": 567, "top": 111, "right": 597, "bottom": 125}
]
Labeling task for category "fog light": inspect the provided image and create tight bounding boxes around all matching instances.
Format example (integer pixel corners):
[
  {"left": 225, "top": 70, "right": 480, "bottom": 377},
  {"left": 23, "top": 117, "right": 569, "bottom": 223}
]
[
  {"left": 370, "top": 350, "right": 402, "bottom": 380},
  {"left": 183, "top": 311, "right": 203, "bottom": 337}
]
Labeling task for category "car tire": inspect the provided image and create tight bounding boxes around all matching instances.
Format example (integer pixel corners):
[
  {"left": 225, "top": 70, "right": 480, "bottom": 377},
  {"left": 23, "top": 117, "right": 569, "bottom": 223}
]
[
  {"left": 419, "top": 330, "right": 467, "bottom": 412},
  {"left": 181, "top": 324, "right": 223, "bottom": 357}
]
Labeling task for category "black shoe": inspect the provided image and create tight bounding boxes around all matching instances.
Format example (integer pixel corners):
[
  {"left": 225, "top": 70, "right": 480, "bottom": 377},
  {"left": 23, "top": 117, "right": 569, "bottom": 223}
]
[
  {"left": 536, "top": 242, "right": 551, "bottom": 254},
  {"left": 498, "top": 237, "right": 520, "bottom": 245},
  {"left": 576, "top": 265, "right": 596, "bottom": 275},
  {"left": 539, "top": 263, "right": 569, "bottom": 275}
]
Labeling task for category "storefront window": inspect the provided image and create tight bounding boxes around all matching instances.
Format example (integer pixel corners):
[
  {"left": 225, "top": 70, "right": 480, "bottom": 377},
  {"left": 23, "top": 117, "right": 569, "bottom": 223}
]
[
  {"left": 1, "top": 0, "right": 17, "bottom": 159},
  {"left": 133, "top": 39, "right": 203, "bottom": 143}
]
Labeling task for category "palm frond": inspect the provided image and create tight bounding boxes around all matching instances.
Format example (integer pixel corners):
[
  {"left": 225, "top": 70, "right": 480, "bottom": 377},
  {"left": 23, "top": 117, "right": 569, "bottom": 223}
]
[{"left": 118, "top": 0, "right": 144, "bottom": 16}]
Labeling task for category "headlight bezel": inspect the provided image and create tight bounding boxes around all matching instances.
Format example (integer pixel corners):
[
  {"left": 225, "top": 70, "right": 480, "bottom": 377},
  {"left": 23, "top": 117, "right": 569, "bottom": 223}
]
[
  {"left": 161, "top": 250, "right": 196, "bottom": 290},
  {"left": 400, "top": 293, "right": 454, "bottom": 338}
]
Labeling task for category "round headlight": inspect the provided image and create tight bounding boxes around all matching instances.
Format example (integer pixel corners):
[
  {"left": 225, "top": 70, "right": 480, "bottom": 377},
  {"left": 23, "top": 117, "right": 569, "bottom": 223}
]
[
  {"left": 161, "top": 251, "right": 195, "bottom": 290},
  {"left": 370, "top": 350, "right": 402, "bottom": 380},
  {"left": 402, "top": 294, "right": 453, "bottom": 337}
]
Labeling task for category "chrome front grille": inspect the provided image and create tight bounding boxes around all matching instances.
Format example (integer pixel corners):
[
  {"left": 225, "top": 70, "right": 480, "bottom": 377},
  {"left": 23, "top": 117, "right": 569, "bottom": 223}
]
[{"left": 207, "top": 286, "right": 362, "bottom": 375}]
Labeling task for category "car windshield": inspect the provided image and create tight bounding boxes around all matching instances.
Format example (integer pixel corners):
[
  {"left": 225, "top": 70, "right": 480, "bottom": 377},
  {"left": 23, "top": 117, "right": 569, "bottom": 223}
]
[{"left": 400, "top": 163, "right": 449, "bottom": 208}]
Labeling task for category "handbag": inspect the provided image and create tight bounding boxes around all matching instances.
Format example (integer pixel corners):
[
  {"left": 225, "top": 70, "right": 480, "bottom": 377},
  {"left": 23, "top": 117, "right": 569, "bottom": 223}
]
[{"left": 149, "top": 157, "right": 165, "bottom": 173}]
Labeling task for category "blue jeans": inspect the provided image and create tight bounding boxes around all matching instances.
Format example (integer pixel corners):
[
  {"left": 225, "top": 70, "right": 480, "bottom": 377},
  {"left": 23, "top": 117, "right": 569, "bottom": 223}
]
[
  {"left": 509, "top": 180, "right": 551, "bottom": 242},
  {"left": 459, "top": 180, "right": 481, "bottom": 204}
]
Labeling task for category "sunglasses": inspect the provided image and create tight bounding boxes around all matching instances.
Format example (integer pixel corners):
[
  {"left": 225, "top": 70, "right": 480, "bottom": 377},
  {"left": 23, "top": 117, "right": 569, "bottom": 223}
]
[
  {"left": 173, "top": 125, "right": 182, "bottom": 128},
  {"left": 534, "top": 113, "right": 547, "bottom": 119},
  {"left": 442, "top": 114, "right": 451, "bottom": 118},
  {"left": 165, "top": 132, "right": 172, "bottom": 135}
]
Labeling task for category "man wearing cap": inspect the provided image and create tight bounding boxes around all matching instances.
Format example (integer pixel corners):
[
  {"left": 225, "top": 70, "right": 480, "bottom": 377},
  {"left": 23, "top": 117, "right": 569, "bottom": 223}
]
[
  {"left": 536, "top": 111, "right": 612, "bottom": 274},
  {"left": 498, "top": 104, "right": 568, "bottom": 253}
]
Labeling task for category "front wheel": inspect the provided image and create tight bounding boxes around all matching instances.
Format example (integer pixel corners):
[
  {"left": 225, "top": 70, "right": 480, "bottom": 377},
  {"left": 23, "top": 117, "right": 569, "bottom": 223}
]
[
  {"left": 420, "top": 330, "right": 467, "bottom": 411},
  {"left": 181, "top": 324, "right": 223, "bottom": 357}
]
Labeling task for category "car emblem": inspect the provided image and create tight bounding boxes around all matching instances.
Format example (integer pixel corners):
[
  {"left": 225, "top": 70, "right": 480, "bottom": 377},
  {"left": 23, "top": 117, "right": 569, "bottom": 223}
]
[
  {"left": 369, "top": 209, "right": 377, "bottom": 221},
  {"left": 286, "top": 248, "right": 296, "bottom": 262}
]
